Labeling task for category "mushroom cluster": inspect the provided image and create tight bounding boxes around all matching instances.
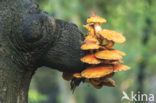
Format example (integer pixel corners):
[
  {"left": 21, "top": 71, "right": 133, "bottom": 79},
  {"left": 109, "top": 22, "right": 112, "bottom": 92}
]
[{"left": 62, "top": 14, "right": 130, "bottom": 90}]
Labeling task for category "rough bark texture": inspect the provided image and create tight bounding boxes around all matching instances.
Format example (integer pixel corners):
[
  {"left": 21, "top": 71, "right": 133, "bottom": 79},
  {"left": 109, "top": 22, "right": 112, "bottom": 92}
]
[{"left": 0, "top": 0, "right": 84, "bottom": 103}]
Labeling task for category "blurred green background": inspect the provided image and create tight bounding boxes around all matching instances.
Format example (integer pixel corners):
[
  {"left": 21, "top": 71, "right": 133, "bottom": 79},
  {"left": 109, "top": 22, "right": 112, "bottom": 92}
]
[{"left": 29, "top": 0, "right": 156, "bottom": 103}]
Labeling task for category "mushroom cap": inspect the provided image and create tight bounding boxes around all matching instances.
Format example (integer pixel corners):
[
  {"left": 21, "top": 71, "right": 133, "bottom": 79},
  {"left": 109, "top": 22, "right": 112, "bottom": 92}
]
[
  {"left": 102, "top": 60, "right": 124, "bottom": 64},
  {"left": 101, "top": 78, "right": 116, "bottom": 87},
  {"left": 83, "top": 24, "right": 95, "bottom": 34},
  {"left": 84, "top": 34, "right": 99, "bottom": 44},
  {"left": 89, "top": 78, "right": 116, "bottom": 88},
  {"left": 80, "top": 54, "right": 101, "bottom": 64},
  {"left": 87, "top": 16, "right": 107, "bottom": 24},
  {"left": 111, "top": 49, "right": 126, "bottom": 56},
  {"left": 73, "top": 73, "right": 82, "bottom": 78},
  {"left": 95, "top": 50, "right": 123, "bottom": 60},
  {"left": 81, "top": 65, "right": 113, "bottom": 78},
  {"left": 62, "top": 72, "right": 73, "bottom": 81},
  {"left": 114, "top": 64, "right": 130, "bottom": 72},
  {"left": 85, "top": 72, "right": 115, "bottom": 85},
  {"left": 98, "top": 29, "right": 126, "bottom": 43},
  {"left": 81, "top": 43, "right": 100, "bottom": 50}
]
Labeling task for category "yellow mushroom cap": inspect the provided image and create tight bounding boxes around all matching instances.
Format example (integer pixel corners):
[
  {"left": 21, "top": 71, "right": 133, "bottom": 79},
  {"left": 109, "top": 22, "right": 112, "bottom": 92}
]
[
  {"left": 81, "top": 34, "right": 100, "bottom": 50},
  {"left": 87, "top": 16, "right": 107, "bottom": 24},
  {"left": 81, "top": 43, "right": 100, "bottom": 50},
  {"left": 62, "top": 72, "right": 73, "bottom": 81},
  {"left": 73, "top": 73, "right": 82, "bottom": 78},
  {"left": 80, "top": 54, "right": 101, "bottom": 64},
  {"left": 114, "top": 64, "right": 130, "bottom": 72},
  {"left": 81, "top": 65, "right": 113, "bottom": 78},
  {"left": 102, "top": 60, "right": 124, "bottom": 64},
  {"left": 83, "top": 24, "right": 95, "bottom": 34},
  {"left": 84, "top": 34, "right": 99, "bottom": 44},
  {"left": 111, "top": 49, "right": 126, "bottom": 56},
  {"left": 98, "top": 29, "right": 126, "bottom": 43},
  {"left": 95, "top": 50, "right": 123, "bottom": 60}
]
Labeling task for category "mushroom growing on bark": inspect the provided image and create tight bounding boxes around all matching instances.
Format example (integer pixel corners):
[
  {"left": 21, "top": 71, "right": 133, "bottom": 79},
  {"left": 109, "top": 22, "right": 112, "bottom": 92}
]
[
  {"left": 81, "top": 34, "right": 100, "bottom": 50},
  {"left": 81, "top": 65, "right": 114, "bottom": 78},
  {"left": 62, "top": 13, "right": 130, "bottom": 91},
  {"left": 95, "top": 50, "right": 123, "bottom": 60},
  {"left": 80, "top": 54, "right": 101, "bottom": 64},
  {"left": 87, "top": 16, "right": 107, "bottom": 33},
  {"left": 98, "top": 29, "right": 126, "bottom": 43}
]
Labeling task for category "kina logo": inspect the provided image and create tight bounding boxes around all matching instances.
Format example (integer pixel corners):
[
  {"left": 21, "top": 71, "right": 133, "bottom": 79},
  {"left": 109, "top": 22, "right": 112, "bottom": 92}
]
[{"left": 121, "top": 91, "right": 155, "bottom": 102}]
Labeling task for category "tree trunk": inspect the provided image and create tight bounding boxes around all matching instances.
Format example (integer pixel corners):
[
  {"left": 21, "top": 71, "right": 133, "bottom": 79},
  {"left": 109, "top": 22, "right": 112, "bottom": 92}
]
[
  {"left": 0, "top": 0, "right": 38, "bottom": 102},
  {"left": 0, "top": 0, "right": 84, "bottom": 103},
  {"left": 0, "top": 60, "right": 35, "bottom": 103}
]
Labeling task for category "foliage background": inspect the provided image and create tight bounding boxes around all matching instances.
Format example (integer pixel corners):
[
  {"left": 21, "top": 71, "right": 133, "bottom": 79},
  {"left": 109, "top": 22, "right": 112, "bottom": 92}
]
[{"left": 29, "top": 0, "right": 156, "bottom": 103}]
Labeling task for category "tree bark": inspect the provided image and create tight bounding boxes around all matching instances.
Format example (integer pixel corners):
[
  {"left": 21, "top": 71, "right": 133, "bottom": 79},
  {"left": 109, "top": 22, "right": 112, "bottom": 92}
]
[
  {"left": 0, "top": 0, "right": 34, "bottom": 102},
  {"left": 0, "top": 0, "right": 84, "bottom": 103},
  {"left": 0, "top": 60, "right": 35, "bottom": 103}
]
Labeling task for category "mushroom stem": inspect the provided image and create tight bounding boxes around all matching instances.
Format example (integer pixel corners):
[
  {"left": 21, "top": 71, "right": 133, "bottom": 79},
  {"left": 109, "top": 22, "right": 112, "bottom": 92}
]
[
  {"left": 94, "top": 24, "right": 102, "bottom": 32},
  {"left": 94, "top": 23, "right": 102, "bottom": 38}
]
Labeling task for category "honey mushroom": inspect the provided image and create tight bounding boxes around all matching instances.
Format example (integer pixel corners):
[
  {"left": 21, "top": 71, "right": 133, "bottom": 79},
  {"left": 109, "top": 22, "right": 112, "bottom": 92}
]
[
  {"left": 80, "top": 54, "right": 101, "bottom": 64},
  {"left": 83, "top": 24, "right": 95, "bottom": 34},
  {"left": 86, "top": 16, "right": 118, "bottom": 49},
  {"left": 102, "top": 60, "right": 124, "bottom": 64},
  {"left": 95, "top": 50, "right": 123, "bottom": 60},
  {"left": 81, "top": 33, "right": 100, "bottom": 51},
  {"left": 62, "top": 14, "right": 130, "bottom": 90},
  {"left": 97, "top": 29, "right": 126, "bottom": 44},
  {"left": 73, "top": 73, "right": 82, "bottom": 78},
  {"left": 87, "top": 16, "right": 107, "bottom": 34},
  {"left": 79, "top": 15, "right": 130, "bottom": 89},
  {"left": 85, "top": 73, "right": 116, "bottom": 89},
  {"left": 113, "top": 64, "right": 130, "bottom": 72},
  {"left": 81, "top": 65, "right": 114, "bottom": 79}
]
